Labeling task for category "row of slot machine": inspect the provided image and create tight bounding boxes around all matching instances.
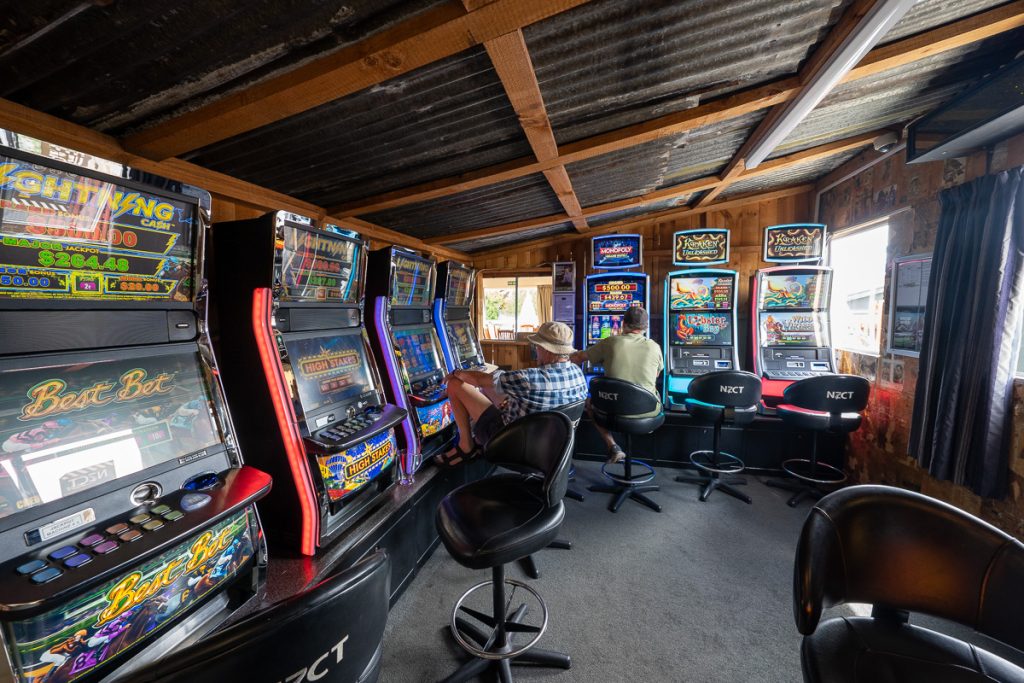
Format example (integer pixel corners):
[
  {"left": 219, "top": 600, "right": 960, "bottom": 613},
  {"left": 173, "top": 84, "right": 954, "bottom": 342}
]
[
  {"left": 576, "top": 229, "right": 835, "bottom": 414},
  {"left": 0, "top": 146, "right": 493, "bottom": 682}
]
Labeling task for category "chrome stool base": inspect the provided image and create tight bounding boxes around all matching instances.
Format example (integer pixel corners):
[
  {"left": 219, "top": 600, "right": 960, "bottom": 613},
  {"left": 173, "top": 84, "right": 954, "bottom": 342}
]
[
  {"left": 590, "top": 458, "right": 661, "bottom": 513},
  {"left": 766, "top": 458, "right": 847, "bottom": 507},
  {"left": 676, "top": 450, "right": 750, "bottom": 504}
]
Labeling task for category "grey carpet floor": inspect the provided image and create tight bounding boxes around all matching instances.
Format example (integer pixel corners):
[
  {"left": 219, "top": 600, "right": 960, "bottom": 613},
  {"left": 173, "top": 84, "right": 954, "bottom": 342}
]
[{"left": 380, "top": 462, "right": 1023, "bottom": 682}]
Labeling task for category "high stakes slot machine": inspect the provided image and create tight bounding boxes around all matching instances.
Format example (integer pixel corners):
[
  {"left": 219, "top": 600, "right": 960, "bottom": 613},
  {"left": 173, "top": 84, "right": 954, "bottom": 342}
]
[
  {"left": 0, "top": 146, "right": 270, "bottom": 682},
  {"left": 433, "top": 261, "right": 496, "bottom": 374},
  {"left": 207, "top": 212, "right": 407, "bottom": 557},
  {"left": 662, "top": 270, "right": 739, "bottom": 411},
  {"left": 366, "top": 248, "right": 455, "bottom": 475}
]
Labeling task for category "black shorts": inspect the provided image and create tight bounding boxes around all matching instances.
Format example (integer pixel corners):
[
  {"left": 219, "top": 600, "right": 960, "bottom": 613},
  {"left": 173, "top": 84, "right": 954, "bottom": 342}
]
[{"left": 472, "top": 405, "right": 506, "bottom": 447}]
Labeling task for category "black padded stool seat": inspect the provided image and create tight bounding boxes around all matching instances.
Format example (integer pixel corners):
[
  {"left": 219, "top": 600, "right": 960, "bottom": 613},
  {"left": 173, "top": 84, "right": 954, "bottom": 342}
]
[
  {"left": 588, "top": 377, "right": 665, "bottom": 513},
  {"left": 131, "top": 550, "right": 390, "bottom": 683},
  {"left": 795, "top": 485, "right": 1024, "bottom": 683},
  {"left": 437, "top": 474, "right": 564, "bottom": 570},
  {"left": 676, "top": 371, "right": 762, "bottom": 504},
  {"left": 768, "top": 374, "right": 870, "bottom": 507},
  {"left": 435, "top": 412, "right": 575, "bottom": 683}
]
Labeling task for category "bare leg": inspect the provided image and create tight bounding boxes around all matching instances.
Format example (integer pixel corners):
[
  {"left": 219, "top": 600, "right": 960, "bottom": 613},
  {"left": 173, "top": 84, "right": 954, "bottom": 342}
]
[
  {"left": 446, "top": 378, "right": 494, "bottom": 453},
  {"left": 586, "top": 399, "right": 618, "bottom": 451}
]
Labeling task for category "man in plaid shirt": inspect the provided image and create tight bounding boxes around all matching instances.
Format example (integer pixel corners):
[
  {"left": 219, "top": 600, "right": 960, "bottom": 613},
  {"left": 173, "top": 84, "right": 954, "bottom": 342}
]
[{"left": 441, "top": 321, "right": 587, "bottom": 466}]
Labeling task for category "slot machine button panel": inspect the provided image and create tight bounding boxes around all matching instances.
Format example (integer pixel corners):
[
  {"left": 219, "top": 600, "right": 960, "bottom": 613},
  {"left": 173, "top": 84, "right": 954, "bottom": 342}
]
[
  {"left": 180, "top": 493, "right": 212, "bottom": 512},
  {"left": 48, "top": 546, "right": 77, "bottom": 562},
  {"left": 141, "top": 520, "right": 164, "bottom": 532},
  {"left": 92, "top": 541, "right": 119, "bottom": 555},
  {"left": 16, "top": 560, "right": 47, "bottom": 576},
  {"left": 30, "top": 567, "right": 63, "bottom": 584},
  {"left": 119, "top": 529, "right": 144, "bottom": 543},
  {"left": 79, "top": 534, "right": 105, "bottom": 548},
  {"left": 162, "top": 510, "right": 184, "bottom": 522},
  {"left": 105, "top": 523, "right": 130, "bottom": 536},
  {"left": 150, "top": 505, "right": 172, "bottom": 515},
  {"left": 63, "top": 554, "right": 92, "bottom": 569},
  {"left": 128, "top": 514, "right": 151, "bottom": 525}
]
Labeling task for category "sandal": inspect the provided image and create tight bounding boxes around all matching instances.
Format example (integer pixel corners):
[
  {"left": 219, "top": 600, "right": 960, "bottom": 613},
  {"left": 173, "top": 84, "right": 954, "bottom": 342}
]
[
  {"left": 605, "top": 444, "right": 626, "bottom": 465},
  {"left": 438, "top": 443, "right": 479, "bottom": 468}
]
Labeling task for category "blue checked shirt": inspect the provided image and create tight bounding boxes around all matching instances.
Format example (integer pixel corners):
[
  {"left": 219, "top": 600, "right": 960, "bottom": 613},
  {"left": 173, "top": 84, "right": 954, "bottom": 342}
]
[{"left": 494, "top": 361, "right": 588, "bottom": 423}]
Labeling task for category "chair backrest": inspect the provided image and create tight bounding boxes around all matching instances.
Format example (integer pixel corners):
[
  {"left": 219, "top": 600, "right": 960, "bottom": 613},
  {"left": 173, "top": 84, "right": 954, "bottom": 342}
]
[
  {"left": 555, "top": 399, "right": 587, "bottom": 427},
  {"left": 132, "top": 550, "right": 391, "bottom": 683},
  {"left": 589, "top": 376, "right": 661, "bottom": 416},
  {"left": 687, "top": 370, "right": 762, "bottom": 408},
  {"left": 483, "top": 411, "right": 574, "bottom": 506},
  {"left": 782, "top": 374, "right": 870, "bottom": 414},
  {"left": 794, "top": 485, "right": 1024, "bottom": 652}
]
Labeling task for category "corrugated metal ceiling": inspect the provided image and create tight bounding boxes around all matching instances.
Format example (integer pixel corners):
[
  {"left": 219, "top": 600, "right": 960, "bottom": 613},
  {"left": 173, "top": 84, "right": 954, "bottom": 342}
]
[
  {"left": 721, "top": 147, "right": 864, "bottom": 199},
  {"left": 449, "top": 223, "right": 575, "bottom": 253}
]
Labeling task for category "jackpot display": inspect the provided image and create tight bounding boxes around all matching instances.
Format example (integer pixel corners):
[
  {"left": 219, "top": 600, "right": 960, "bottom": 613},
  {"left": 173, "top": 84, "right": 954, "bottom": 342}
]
[
  {"left": 751, "top": 265, "right": 835, "bottom": 411},
  {"left": 208, "top": 212, "right": 404, "bottom": 556},
  {"left": 583, "top": 272, "right": 650, "bottom": 377},
  {"left": 591, "top": 234, "right": 642, "bottom": 270},
  {"left": 0, "top": 147, "right": 269, "bottom": 683},
  {"left": 367, "top": 247, "right": 456, "bottom": 472},
  {"left": 663, "top": 271, "right": 739, "bottom": 410},
  {"left": 0, "top": 154, "right": 196, "bottom": 302}
]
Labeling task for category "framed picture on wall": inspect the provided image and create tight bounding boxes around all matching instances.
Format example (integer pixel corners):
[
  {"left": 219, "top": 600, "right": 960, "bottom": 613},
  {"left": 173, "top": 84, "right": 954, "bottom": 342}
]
[
  {"left": 887, "top": 254, "right": 932, "bottom": 357},
  {"left": 552, "top": 261, "right": 576, "bottom": 292}
]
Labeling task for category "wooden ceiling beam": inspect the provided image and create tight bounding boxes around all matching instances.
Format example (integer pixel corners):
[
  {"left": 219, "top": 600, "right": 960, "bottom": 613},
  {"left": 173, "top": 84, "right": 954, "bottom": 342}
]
[
  {"left": 122, "top": 0, "right": 594, "bottom": 160},
  {"left": 481, "top": 29, "right": 589, "bottom": 231},
  {"left": 334, "top": 2, "right": 1024, "bottom": 217},
  {"left": 0, "top": 97, "right": 469, "bottom": 261}
]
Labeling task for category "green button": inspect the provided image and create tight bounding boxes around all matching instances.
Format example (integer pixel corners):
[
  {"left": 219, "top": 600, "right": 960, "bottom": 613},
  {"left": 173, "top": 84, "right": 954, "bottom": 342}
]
[
  {"left": 128, "top": 514, "right": 150, "bottom": 525},
  {"left": 150, "top": 505, "right": 171, "bottom": 515},
  {"left": 162, "top": 510, "right": 184, "bottom": 521},
  {"left": 141, "top": 520, "right": 164, "bottom": 532}
]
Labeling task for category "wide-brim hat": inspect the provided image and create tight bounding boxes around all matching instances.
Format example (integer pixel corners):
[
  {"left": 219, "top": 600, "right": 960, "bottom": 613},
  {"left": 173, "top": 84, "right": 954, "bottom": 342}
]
[{"left": 528, "top": 321, "right": 576, "bottom": 355}]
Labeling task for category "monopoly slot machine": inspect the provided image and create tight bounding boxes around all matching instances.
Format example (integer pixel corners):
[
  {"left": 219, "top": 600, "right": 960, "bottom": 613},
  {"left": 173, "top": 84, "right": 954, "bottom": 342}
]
[
  {"left": 0, "top": 146, "right": 270, "bottom": 682},
  {"left": 751, "top": 224, "right": 835, "bottom": 413},
  {"left": 207, "top": 212, "right": 406, "bottom": 557},
  {"left": 583, "top": 234, "right": 649, "bottom": 378},
  {"left": 366, "top": 248, "right": 455, "bottom": 475},
  {"left": 434, "top": 261, "right": 496, "bottom": 374}
]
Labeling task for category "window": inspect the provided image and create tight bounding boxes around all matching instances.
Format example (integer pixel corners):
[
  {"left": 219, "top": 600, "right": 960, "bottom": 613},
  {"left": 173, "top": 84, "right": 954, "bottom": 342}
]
[
  {"left": 829, "top": 222, "right": 890, "bottom": 355},
  {"left": 482, "top": 275, "right": 551, "bottom": 339}
]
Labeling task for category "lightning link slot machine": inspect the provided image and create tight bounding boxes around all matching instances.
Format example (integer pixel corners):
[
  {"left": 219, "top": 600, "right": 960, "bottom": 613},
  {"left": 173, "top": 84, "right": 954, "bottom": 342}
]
[
  {"left": 583, "top": 234, "right": 649, "bottom": 378},
  {"left": 366, "top": 247, "right": 456, "bottom": 475},
  {"left": 434, "top": 261, "right": 497, "bottom": 374},
  {"left": 751, "top": 224, "right": 835, "bottom": 413},
  {"left": 663, "top": 229, "right": 739, "bottom": 410},
  {"left": 0, "top": 146, "right": 271, "bottom": 683},
  {"left": 207, "top": 212, "right": 407, "bottom": 557}
]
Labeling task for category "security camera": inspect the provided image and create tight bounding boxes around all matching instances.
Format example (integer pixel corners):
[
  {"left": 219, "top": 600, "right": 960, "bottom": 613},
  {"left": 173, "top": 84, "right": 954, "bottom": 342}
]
[{"left": 873, "top": 132, "right": 899, "bottom": 153}]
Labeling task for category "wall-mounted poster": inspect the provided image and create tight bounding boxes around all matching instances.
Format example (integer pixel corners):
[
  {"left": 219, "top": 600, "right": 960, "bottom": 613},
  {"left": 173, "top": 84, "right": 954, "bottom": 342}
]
[
  {"left": 552, "top": 261, "right": 576, "bottom": 292},
  {"left": 591, "top": 234, "right": 642, "bottom": 270},
  {"left": 673, "top": 229, "right": 730, "bottom": 266},
  {"left": 887, "top": 254, "right": 932, "bottom": 357},
  {"left": 763, "top": 224, "right": 826, "bottom": 263}
]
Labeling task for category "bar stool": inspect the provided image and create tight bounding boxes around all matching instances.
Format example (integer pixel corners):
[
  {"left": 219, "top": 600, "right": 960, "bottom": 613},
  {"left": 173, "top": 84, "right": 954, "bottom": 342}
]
[
  {"left": 766, "top": 374, "right": 870, "bottom": 507},
  {"left": 675, "top": 370, "right": 762, "bottom": 504},
  {"left": 436, "top": 412, "right": 575, "bottom": 682},
  {"left": 558, "top": 399, "right": 588, "bottom": 503},
  {"left": 587, "top": 377, "right": 665, "bottom": 513}
]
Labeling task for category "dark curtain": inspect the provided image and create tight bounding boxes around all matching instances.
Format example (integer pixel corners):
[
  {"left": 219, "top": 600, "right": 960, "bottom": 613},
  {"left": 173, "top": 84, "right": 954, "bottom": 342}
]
[{"left": 910, "top": 167, "right": 1024, "bottom": 499}]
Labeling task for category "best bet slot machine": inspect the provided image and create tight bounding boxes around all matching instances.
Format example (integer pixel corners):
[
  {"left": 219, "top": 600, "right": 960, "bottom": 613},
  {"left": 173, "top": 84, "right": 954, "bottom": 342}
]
[
  {"left": 583, "top": 234, "right": 650, "bottom": 378},
  {"left": 0, "top": 147, "right": 270, "bottom": 682},
  {"left": 433, "top": 261, "right": 496, "bottom": 374},
  {"left": 207, "top": 212, "right": 407, "bottom": 557},
  {"left": 366, "top": 247, "right": 456, "bottom": 474}
]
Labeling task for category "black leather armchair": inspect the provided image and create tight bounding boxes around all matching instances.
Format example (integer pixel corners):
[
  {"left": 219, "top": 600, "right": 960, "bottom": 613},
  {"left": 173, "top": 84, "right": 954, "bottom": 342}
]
[
  {"left": 436, "top": 411, "right": 575, "bottom": 683},
  {"left": 131, "top": 550, "right": 390, "bottom": 683},
  {"left": 794, "top": 485, "right": 1024, "bottom": 682}
]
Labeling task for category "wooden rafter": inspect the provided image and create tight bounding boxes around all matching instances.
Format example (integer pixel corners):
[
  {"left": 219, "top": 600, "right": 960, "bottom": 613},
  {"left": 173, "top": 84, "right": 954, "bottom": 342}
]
[
  {"left": 332, "top": 1, "right": 1024, "bottom": 217},
  {"left": 0, "top": 97, "right": 469, "bottom": 261},
  {"left": 427, "top": 131, "right": 878, "bottom": 245},
  {"left": 122, "top": 0, "right": 594, "bottom": 160},
  {"left": 696, "top": 0, "right": 879, "bottom": 208},
  {"left": 480, "top": 29, "right": 589, "bottom": 231}
]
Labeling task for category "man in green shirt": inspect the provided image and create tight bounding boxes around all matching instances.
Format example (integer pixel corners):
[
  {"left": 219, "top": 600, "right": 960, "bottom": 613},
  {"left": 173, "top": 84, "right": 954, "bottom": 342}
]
[{"left": 571, "top": 306, "right": 663, "bottom": 463}]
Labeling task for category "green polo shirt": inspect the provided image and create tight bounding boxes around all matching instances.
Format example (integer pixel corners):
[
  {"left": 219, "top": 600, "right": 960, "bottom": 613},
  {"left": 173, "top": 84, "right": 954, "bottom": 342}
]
[{"left": 586, "top": 333, "right": 664, "bottom": 402}]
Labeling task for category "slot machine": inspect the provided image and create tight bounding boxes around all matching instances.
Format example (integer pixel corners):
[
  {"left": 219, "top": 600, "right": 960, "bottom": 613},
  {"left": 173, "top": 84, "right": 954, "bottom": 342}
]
[
  {"left": 433, "top": 261, "right": 496, "bottom": 374},
  {"left": 0, "top": 147, "right": 270, "bottom": 682},
  {"left": 207, "top": 212, "right": 406, "bottom": 557},
  {"left": 366, "top": 247, "right": 456, "bottom": 475},
  {"left": 583, "top": 234, "right": 649, "bottom": 378},
  {"left": 662, "top": 269, "right": 739, "bottom": 411},
  {"left": 750, "top": 266, "right": 835, "bottom": 412}
]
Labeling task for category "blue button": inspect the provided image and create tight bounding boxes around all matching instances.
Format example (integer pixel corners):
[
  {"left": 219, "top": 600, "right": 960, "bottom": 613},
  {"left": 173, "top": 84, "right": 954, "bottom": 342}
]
[
  {"left": 63, "top": 554, "right": 92, "bottom": 569},
  {"left": 16, "top": 559, "right": 47, "bottom": 575},
  {"left": 30, "top": 567, "right": 62, "bottom": 584},
  {"left": 48, "top": 546, "right": 77, "bottom": 561},
  {"left": 180, "top": 493, "right": 212, "bottom": 512}
]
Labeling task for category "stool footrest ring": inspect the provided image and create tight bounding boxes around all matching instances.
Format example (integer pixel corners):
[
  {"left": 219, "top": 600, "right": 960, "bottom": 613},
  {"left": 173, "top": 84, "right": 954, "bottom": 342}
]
[
  {"left": 781, "top": 458, "right": 846, "bottom": 485},
  {"left": 450, "top": 578, "right": 548, "bottom": 661},
  {"left": 600, "top": 458, "right": 656, "bottom": 485},
  {"left": 689, "top": 450, "right": 744, "bottom": 475}
]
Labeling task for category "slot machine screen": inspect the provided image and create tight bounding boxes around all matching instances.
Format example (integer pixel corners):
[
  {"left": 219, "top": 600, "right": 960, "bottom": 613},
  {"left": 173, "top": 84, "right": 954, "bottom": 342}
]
[
  {"left": 391, "top": 253, "right": 434, "bottom": 307},
  {"left": 280, "top": 225, "right": 361, "bottom": 304},
  {"left": 0, "top": 349, "right": 221, "bottom": 519},
  {"left": 759, "top": 273, "right": 828, "bottom": 310},
  {"left": 393, "top": 327, "right": 443, "bottom": 378},
  {"left": 446, "top": 266, "right": 474, "bottom": 308},
  {"left": 669, "top": 312, "right": 733, "bottom": 346},
  {"left": 448, "top": 320, "right": 480, "bottom": 363},
  {"left": 587, "top": 278, "right": 647, "bottom": 313},
  {"left": 283, "top": 332, "right": 375, "bottom": 414},
  {"left": 759, "top": 312, "right": 830, "bottom": 347},
  {"left": 0, "top": 151, "right": 197, "bottom": 302},
  {"left": 587, "top": 313, "right": 625, "bottom": 343},
  {"left": 668, "top": 275, "right": 734, "bottom": 310}
]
